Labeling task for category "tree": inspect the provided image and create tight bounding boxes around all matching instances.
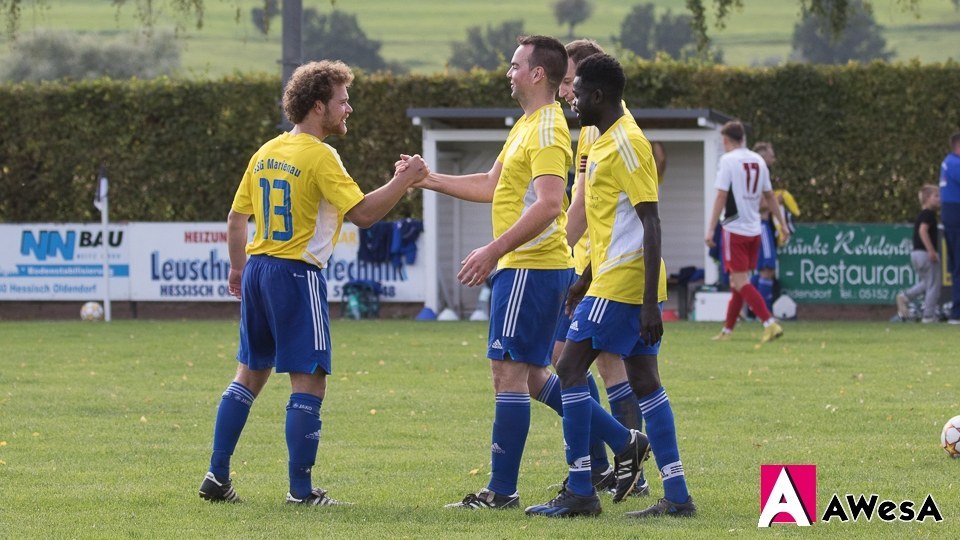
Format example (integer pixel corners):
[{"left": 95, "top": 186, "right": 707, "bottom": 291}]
[
  {"left": 653, "top": 9, "right": 698, "bottom": 59},
  {"left": 792, "top": 0, "right": 894, "bottom": 63},
  {"left": 613, "top": 4, "right": 655, "bottom": 59},
  {"left": 449, "top": 20, "right": 525, "bottom": 72},
  {"left": 614, "top": 3, "right": 721, "bottom": 61},
  {"left": 553, "top": 0, "right": 593, "bottom": 39},
  {"left": 684, "top": 0, "right": 934, "bottom": 54},
  {"left": 0, "top": 30, "right": 180, "bottom": 82},
  {"left": 251, "top": 0, "right": 279, "bottom": 35},
  {"left": 301, "top": 9, "right": 405, "bottom": 74}
]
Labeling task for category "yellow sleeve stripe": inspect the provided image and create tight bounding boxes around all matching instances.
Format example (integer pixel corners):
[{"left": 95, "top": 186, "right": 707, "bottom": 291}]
[
  {"left": 612, "top": 124, "right": 640, "bottom": 173},
  {"left": 580, "top": 126, "right": 599, "bottom": 146},
  {"left": 539, "top": 107, "right": 556, "bottom": 149}
]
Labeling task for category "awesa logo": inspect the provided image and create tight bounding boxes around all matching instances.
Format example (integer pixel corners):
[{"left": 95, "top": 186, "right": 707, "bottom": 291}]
[
  {"left": 758, "top": 465, "right": 943, "bottom": 528},
  {"left": 758, "top": 465, "right": 817, "bottom": 527}
]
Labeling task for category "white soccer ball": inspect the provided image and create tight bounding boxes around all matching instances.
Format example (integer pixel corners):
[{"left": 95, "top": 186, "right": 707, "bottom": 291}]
[
  {"left": 80, "top": 301, "right": 104, "bottom": 321},
  {"left": 941, "top": 415, "right": 960, "bottom": 458}
]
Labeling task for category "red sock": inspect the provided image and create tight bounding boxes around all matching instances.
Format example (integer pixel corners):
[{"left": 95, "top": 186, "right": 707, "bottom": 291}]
[
  {"left": 725, "top": 290, "right": 743, "bottom": 330},
  {"left": 740, "top": 283, "right": 772, "bottom": 321}
]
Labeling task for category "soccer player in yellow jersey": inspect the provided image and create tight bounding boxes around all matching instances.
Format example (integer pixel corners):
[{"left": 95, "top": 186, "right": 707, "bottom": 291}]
[
  {"left": 534, "top": 37, "right": 651, "bottom": 498},
  {"left": 198, "top": 60, "right": 427, "bottom": 506},
  {"left": 526, "top": 54, "right": 696, "bottom": 518},
  {"left": 415, "top": 35, "right": 648, "bottom": 511}
]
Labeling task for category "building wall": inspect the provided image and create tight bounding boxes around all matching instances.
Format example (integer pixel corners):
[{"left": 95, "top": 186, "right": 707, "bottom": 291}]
[
  {"left": 658, "top": 140, "right": 709, "bottom": 276},
  {"left": 426, "top": 127, "right": 720, "bottom": 315},
  {"left": 436, "top": 142, "right": 499, "bottom": 316}
]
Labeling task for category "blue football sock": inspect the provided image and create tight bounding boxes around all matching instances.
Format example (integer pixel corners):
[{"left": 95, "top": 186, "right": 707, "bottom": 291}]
[
  {"left": 638, "top": 387, "right": 689, "bottom": 503},
  {"left": 607, "top": 381, "right": 644, "bottom": 482},
  {"left": 585, "top": 372, "right": 610, "bottom": 471},
  {"left": 589, "top": 399, "right": 630, "bottom": 454},
  {"left": 538, "top": 373, "right": 611, "bottom": 473},
  {"left": 757, "top": 277, "right": 775, "bottom": 310},
  {"left": 286, "top": 393, "right": 323, "bottom": 500},
  {"left": 535, "top": 373, "right": 563, "bottom": 415},
  {"left": 487, "top": 392, "right": 530, "bottom": 496},
  {"left": 210, "top": 381, "right": 255, "bottom": 483},
  {"left": 561, "top": 386, "right": 593, "bottom": 496},
  {"left": 607, "top": 382, "right": 642, "bottom": 431}
]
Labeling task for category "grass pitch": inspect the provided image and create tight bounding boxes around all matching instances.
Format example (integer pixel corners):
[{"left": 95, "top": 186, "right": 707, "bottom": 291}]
[{"left": 0, "top": 319, "right": 957, "bottom": 538}]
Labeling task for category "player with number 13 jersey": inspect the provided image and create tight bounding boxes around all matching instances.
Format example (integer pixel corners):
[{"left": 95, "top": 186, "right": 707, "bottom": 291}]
[{"left": 233, "top": 133, "right": 364, "bottom": 267}]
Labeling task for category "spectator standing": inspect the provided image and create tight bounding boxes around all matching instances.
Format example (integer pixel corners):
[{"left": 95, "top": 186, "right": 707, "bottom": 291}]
[
  {"left": 897, "top": 185, "right": 942, "bottom": 322},
  {"left": 939, "top": 132, "right": 960, "bottom": 324}
]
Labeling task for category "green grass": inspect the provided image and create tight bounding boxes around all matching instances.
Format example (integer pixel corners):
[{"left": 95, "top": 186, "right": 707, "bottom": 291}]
[
  {"left": 0, "top": 319, "right": 957, "bottom": 538},
  {"left": 2, "top": 0, "right": 959, "bottom": 76}
]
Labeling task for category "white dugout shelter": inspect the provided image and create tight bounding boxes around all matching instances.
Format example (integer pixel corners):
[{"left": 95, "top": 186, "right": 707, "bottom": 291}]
[{"left": 408, "top": 107, "right": 735, "bottom": 318}]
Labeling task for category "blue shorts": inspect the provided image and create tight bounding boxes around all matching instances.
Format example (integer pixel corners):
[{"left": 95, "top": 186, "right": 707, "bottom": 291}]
[
  {"left": 552, "top": 271, "right": 581, "bottom": 344},
  {"left": 566, "top": 296, "right": 662, "bottom": 357},
  {"left": 488, "top": 267, "right": 573, "bottom": 365},
  {"left": 237, "top": 255, "right": 332, "bottom": 374},
  {"left": 757, "top": 220, "right": 777, "bottom": 271}
]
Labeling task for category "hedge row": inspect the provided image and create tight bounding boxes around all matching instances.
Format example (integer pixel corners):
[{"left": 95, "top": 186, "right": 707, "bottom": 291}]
[{"left": 1, "top": 62, "right": 959, "bottom": 224}]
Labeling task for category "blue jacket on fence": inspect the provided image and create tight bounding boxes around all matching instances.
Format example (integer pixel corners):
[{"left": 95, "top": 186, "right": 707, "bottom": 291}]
[
  {"left": 358, "top": 222, "right": 393, "bottom": 264},
  {"left": 390, "top": 218, "right": 423, "bottom": 267}
]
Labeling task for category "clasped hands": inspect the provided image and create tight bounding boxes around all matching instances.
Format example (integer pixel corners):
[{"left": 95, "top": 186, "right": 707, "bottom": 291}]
[{"left": 394, "top": 154, "right": 429, "bottom": 186}]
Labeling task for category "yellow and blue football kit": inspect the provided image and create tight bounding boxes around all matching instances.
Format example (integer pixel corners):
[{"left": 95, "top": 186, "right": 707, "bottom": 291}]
[
  {"left": 550, "top": 125, "right": 598, "bottom": 346},
  {"left": 566, "top": 114, "right": 666, "bottom": 358},
  {"left": 487, "top": 102, "right": 574, "bottom": 366},
  {"left": 233, "top": 132, "right": 364, "bottom": 375},
  {"left": 561, "top": 115, "right": 692, "bottom": 512}
]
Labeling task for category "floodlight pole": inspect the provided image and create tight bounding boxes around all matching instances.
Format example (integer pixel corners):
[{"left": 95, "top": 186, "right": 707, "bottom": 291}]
[
  {"left": 94, "top": 164, "right": 112, "bottom": 322},
  {"left": 278, "top": 0, "right": 302, "bottom": 131}
]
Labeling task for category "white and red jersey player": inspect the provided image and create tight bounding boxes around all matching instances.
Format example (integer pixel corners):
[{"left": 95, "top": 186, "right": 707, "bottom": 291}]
[{"left": 715, "top": 146, "right": 772, "bottom": 238}]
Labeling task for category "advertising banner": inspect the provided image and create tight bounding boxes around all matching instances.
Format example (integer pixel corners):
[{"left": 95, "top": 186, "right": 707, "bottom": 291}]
[
  {"left": 0, "top": 223, "right": 131, "bottom": 300},
  {"left": 127, "top": 223, "right": 235, "bottom": 301},
  {"left": 778, "top": 223, "right": 914, "bottom": 304},
  {"left": 1, "top": 222, "right": 425, "bottom": 302}
]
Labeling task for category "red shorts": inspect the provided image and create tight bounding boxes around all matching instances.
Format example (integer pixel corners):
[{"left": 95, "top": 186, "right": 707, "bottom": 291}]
[{"left": 722, "top": 229, "right": 760, "bottom": 273}]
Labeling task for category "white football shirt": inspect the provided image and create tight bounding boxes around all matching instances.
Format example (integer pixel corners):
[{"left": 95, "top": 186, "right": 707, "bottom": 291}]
[{"left": 714, "top": 147, "right": 771, "bottom": 237}]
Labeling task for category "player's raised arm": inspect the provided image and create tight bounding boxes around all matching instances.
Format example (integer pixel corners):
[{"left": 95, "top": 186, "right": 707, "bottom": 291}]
[
  {"left": 345, "top": 154, "right": 427, "bottom": 228},
  {"left": 414, "top": 160, "right": 502, "bottom": 203}
]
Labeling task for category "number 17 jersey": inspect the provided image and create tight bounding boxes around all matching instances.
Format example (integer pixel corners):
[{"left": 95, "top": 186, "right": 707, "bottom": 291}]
[{"left": 714, "top": 147, "right": 771, "bottom": 237}]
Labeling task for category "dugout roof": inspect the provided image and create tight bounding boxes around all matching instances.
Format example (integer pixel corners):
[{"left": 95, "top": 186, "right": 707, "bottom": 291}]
[{"left": 407, "top": 107, "right": 735, "bottom": 131}]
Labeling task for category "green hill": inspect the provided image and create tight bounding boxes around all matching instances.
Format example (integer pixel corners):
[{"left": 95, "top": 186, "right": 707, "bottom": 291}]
[{"left": 3, "top": 0, "right": 959, "bottom": 77}]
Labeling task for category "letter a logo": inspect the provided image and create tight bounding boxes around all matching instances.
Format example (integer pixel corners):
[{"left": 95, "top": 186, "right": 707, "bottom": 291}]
[{"left": 758, "top": 465, "right": 817, "bottom": 527}]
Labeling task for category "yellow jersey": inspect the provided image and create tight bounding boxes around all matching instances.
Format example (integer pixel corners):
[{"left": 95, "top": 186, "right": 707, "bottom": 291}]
[
  {"left": 571, "top": 126, "right": 600, "bottom": 275},
  {"left": 232, "top": 132, "right": 364, "bottom": 268},
  {"left": 583, "top": 114, "right": 667, "bottom": 304},
  {"left": 492, "top": 102, "right": 574, "bottom": 270}
]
